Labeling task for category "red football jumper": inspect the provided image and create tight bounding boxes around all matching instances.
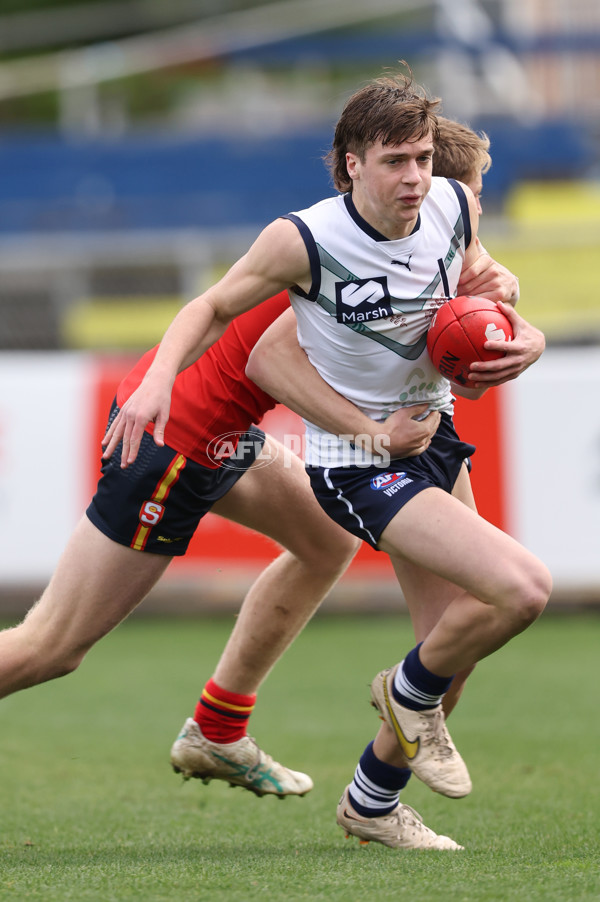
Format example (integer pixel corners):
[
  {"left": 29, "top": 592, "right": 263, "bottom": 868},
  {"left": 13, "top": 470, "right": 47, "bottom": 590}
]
[{"left": 117, "top": 292, "right": 290, "bottom": 467}]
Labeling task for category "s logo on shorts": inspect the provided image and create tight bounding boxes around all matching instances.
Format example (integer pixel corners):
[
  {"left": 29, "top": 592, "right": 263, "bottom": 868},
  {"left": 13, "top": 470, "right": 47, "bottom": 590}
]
[{"left": 139, "top": 500, "right": 165, "bottom": 526}]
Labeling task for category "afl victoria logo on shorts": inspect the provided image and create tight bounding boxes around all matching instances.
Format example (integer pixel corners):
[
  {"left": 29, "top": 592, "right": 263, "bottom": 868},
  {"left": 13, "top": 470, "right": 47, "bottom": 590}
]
[
  {"left": 335, "top": 277, "right": 393, "bottom": 324},
  {"left": 370, "top": 472, "right": 414, "bottom": 497}
]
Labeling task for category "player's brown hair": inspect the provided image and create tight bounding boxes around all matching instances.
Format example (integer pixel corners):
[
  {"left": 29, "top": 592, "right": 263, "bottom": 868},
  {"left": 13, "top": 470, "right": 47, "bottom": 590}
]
[
  {"left": 433, "top": 117, "right": 491, "bottom": 182},
  {"left": 325, "top": 67, "right": 441, "bottom": 193}
]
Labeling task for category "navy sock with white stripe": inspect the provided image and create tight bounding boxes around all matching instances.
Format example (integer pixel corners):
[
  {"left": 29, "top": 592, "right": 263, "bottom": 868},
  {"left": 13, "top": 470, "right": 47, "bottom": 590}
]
[
  {"left": 393, "top": 643, "right": 454, "bottom": 711},
  {"left": 348, "top": 741, "right": 411, "bottom": 818}
]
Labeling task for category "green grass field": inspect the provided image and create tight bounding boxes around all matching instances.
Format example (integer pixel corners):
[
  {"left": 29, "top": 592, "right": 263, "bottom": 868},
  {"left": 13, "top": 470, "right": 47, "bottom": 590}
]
[{"left": 0, "top": 613, "right": 598, "bottom": 902}]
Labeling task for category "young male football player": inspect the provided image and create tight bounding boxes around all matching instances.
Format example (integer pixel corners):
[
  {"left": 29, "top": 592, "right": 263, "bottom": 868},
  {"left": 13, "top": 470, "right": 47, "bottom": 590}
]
[{"left": 105, "top": 72, "right": 550, "bottom": 850}]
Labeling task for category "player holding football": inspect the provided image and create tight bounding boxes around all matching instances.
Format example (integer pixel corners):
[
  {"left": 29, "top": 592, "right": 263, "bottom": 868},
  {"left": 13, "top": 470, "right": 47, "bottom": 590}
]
[
  {"left": 104, "top": 70, "right": 550, "bottom": 851},
  {"left": 243, "top": 119, "right": 538, "bottom": 848},
  {"left": 0, "top": 117, "right": 526, "bottom": 815}
]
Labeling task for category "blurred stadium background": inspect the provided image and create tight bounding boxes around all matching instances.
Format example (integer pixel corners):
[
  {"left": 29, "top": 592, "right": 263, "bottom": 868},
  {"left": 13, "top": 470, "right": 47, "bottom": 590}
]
[{"left": 1, "top": 0, "right": 599, "bottom": 614}]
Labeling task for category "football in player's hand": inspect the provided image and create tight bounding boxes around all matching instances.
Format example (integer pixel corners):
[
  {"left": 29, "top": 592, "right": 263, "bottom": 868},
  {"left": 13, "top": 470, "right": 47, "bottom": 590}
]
[{"left": 426, "top": 296, "right": 513, "bottom": 385}]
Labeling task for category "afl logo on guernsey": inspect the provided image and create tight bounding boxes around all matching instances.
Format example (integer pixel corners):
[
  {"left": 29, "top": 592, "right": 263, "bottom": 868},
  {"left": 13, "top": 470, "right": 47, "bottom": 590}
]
[
  {"left": 335, "top": 277, "right": 393, "bottom": 324},
  {"left": 370, "top": 472, "right": 414, "bottom": 497}
]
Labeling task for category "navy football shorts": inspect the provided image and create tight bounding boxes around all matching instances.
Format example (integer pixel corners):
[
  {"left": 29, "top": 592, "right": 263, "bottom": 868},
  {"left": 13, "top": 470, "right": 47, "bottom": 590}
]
[
  {"left": 306, "top": 413, "right": 476, "bottom": 550},
  {"left": 87, "top": 403, "right": 265, "bottom": 555}
]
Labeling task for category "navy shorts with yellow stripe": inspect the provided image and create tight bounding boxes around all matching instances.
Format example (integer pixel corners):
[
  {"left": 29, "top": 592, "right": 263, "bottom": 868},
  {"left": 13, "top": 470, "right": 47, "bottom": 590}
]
[
  {"left": 86, "top": 403, "right": 265, "bottom": 555},
  {"left": 306, "top": 413, "right": 476, "bottom": 550}
]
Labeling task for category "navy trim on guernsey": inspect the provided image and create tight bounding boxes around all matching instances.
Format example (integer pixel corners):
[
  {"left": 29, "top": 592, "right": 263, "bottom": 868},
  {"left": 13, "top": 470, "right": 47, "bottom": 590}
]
[
  {"left": 282, "top": 213, "right": 321, "bottom": 302},
  {"left": 437, "top": 259, "right": 451, "bottom": 297},
  {"left": 344, "top": 193, "right": 421, "bottom": 241},
  {"left": 448, "top": 178, "right": 472, "bottom": 249},
  {"left": 306, "top": 414, "right": 476, "bottom": 550}
]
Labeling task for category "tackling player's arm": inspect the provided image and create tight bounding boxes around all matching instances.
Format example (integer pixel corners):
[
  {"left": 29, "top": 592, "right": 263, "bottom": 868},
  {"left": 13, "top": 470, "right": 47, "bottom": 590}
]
[
  {"left": 246, "top": 309, "right": 441, "bottom": 459},
  {"left": 468, "top": 301, "right": 545, "bottom": 387},
  {"left": 456, "top": 184, "right": 545, "bottom": 388},
  {"left": 102, "top": 218, "right": 310, "bottom": 467},
  {"left": 458, "top": 237, "right": 520, "bottom": 305}
]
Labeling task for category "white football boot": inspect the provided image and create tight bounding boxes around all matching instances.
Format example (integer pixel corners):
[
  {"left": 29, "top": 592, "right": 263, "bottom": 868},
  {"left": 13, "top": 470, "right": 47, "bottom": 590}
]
[
  {"left": 370, "top": 666, "right": 472, "bottom": 798},
  {"left": 170, "top": 718, "right": 313, "bottom": 798},
  {"left": 336, "top": 786, "right": 463, "bottom": 850}
]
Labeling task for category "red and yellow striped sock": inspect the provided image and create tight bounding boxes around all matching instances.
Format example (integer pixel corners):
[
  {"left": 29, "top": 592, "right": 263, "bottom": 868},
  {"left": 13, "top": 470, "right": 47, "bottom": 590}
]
[{"left": 194, "top": 678, "right": 256, "bottom": 743}]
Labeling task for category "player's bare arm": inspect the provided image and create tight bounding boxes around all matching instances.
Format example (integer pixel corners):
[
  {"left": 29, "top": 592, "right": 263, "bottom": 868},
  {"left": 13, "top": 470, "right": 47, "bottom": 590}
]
[
  {"left": 246, "top": 309, "right": 440, "bottom": 458},
  {"left": 103, "top": 219, "right": 311, "bottom": 467},
  {"left": 456, "top": 190, "right": 518, "bottom": 305},
  {"left": 452, "top": 188, "right": 544, "bottom": 387},
  {"left": 457, "top": 182, "right": 481, "bottom": 271},
  {"left": 468, "top": 302, "right": 545, "bottom": 387},
  {"left": 458, "top": 238, "right": 520, "bottom": 305}
]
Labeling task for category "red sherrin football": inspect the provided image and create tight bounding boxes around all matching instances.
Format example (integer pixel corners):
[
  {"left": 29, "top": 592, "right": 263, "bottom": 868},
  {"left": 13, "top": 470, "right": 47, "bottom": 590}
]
[{"left": 426, "top": 295, "right": 513, "bottom": 386}]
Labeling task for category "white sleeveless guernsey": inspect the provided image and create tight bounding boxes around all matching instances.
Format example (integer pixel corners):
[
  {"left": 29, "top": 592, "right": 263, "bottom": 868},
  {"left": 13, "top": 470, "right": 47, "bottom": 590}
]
[{"left": 286, "top": 177, "right": 471, "bottom": 466}]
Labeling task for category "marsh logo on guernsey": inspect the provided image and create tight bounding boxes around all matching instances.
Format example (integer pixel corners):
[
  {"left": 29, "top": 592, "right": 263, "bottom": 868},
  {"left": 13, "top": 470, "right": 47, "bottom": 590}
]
[
  {"left": 335, "top": 277, "right": 393, "bottom": 324},
  {"left": 370, "top": 472, "right": 414, "bottom": 497}
]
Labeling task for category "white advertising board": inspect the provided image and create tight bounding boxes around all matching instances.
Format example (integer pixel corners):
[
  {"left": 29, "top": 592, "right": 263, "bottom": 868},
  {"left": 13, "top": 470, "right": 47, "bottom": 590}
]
[
  {"left": 0, "top": 353, "right": 93, "bottom": 582},
  {"left": 505, "top": 346, "right": 600, "bottom": 592},
  {"left": 0, "top": 348, "right": 598, "bottom": 598}
]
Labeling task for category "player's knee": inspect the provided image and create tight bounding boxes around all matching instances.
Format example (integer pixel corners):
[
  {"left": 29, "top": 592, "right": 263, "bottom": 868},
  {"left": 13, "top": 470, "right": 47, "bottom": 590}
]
[
  {"left": 332, "top": 531, "right": 361, "bottom": 566},
  {"left": 308, "top": 529, "right": 359, "bottom": 576},
  {"left": 33, "top": 643, "right": 86, "bottom": 682},
  {"left": 512, "top": 561, "right": 552, "bottom": 628},
  {"left": 18, "top": 625, "right": 87, "bottom": 683},
  {"left": 48, "top": 648, "right": 87, "bottom": 679}
]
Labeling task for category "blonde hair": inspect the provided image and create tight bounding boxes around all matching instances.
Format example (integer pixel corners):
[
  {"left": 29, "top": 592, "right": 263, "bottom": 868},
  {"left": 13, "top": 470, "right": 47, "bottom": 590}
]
[{"left": 433, "top": 117, "right": 491, "bottom": 182}]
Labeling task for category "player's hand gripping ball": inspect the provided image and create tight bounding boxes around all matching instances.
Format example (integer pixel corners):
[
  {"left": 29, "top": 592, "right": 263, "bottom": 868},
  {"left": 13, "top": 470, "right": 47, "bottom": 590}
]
[{"left": 426, "top": 296, "right": 513, "bottom": 385}]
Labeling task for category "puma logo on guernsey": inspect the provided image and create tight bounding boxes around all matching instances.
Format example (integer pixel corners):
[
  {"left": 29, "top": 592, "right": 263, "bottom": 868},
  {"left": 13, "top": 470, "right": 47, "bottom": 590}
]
[{"left": 335, "top": 277, "right": 393, "bottom": 324}]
